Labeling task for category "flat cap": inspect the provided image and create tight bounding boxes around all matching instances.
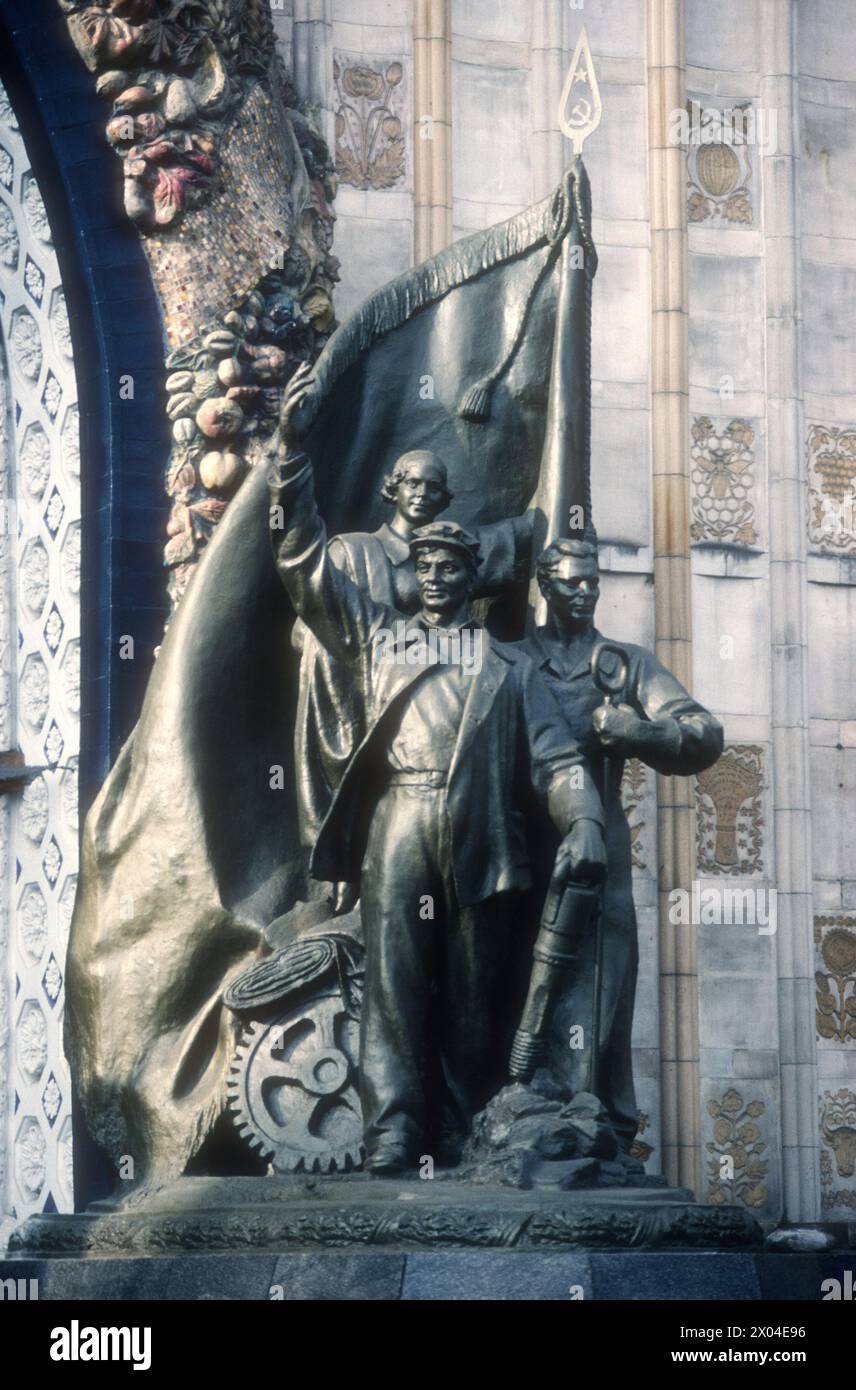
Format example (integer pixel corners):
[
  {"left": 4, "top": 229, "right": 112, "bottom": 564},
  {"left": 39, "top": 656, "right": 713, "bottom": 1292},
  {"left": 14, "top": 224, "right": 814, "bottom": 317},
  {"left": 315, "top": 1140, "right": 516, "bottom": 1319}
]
[{"left": 409, "top": 520, "right": 482, "bottom": 568}]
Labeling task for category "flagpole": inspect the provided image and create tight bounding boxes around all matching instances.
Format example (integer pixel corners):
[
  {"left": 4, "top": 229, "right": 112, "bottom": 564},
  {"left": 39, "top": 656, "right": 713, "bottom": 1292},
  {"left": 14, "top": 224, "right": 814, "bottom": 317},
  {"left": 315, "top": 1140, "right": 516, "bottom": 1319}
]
[{"left": 526, "top": 28, "right": 602, "bottom": 630}]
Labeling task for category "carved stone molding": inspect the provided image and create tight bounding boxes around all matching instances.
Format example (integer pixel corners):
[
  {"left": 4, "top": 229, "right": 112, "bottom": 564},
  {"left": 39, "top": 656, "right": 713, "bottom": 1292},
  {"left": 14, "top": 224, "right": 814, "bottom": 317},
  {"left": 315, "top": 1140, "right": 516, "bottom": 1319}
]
[
  {"left": 814, "top": 915, "right": 856, "bottom": 1045},
  {"left": 807, "top": 423, "right": 856, "bottom": 556},
  {"left": 690, "top": 416, "right": 759, "bottom": 547},
  {"left": 334, "top": 54, "right": 408, "bottom": 192},
  {"left": 620, "top": 757, "right": 653, "bottom": 874},
  {"left": 696, "top": 745, "right": 765, "bottom": 877},
  {"left": 819, "top": 1089, "right": 856, "bottom": 1212}
]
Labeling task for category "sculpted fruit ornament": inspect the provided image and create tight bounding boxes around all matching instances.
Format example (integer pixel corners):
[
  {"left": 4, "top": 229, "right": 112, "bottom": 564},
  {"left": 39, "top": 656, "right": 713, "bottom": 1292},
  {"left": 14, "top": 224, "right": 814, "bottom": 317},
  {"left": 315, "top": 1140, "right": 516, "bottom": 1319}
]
[
  {"left": 199, "top": 451, "right": 245, "bottom": 492},
  {"left": 195, "top": 397, "right": 244, "bottom": 440}
]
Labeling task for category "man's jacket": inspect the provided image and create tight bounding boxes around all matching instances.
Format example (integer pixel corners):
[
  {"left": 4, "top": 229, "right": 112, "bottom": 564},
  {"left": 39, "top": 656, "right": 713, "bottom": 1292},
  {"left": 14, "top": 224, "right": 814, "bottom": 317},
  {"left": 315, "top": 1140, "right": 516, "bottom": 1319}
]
[
  {"left": 270, "top": 454, "right": 603, "bottom": 906},
  {"left": 292, "top": 510, "right": 531, "bottom": 852},
  {"left": 515, "top": 624, "right": 724, "bottom": 908}
]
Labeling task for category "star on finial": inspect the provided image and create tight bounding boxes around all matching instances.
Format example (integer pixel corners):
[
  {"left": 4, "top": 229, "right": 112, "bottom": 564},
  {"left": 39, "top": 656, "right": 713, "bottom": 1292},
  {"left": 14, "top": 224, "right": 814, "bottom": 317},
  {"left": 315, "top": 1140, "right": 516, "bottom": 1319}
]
[{"left": 559, "top": 27, "right": 602, "bottom": 156}]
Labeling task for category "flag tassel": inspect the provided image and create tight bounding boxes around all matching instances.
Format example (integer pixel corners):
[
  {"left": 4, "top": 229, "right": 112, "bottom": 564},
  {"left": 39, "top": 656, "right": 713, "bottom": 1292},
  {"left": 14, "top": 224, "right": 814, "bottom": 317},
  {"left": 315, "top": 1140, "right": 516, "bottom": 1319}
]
[{"left": 457, "top": 187, "right": 576, "bottom": 424}]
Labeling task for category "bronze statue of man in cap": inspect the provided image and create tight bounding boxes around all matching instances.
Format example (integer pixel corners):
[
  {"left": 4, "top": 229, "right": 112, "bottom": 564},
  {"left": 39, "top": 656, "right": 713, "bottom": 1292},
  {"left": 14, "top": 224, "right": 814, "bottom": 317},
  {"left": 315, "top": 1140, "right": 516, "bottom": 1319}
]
[
  {"left": 269, "top": 369, "right": 605, "bottom": 1174},
  {"left": 292, "top": 432, "right": 533, "bottom": 912}
]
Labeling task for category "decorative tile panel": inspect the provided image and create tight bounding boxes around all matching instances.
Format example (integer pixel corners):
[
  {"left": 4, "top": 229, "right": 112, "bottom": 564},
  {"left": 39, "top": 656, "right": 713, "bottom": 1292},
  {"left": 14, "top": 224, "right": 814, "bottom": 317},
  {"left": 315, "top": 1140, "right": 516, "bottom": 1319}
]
[
  {"left": 686, "top": 99, "right": 755, "bottom": 227},
  {"left": 807, "top": 423, "right": 856, "bottom": 555},
  {"left": 815, "top": 915, "right": 856, "bottom": 1045},
  {"left": 0, "top": 81, "right": 79, "bottom": 1228},
  {"left": 691, "top": 416, "right": 761, "bottom": 548},
  {"left": 704, "top": 1086, "right": 770, "bottom": 1212},
  {"left": 696, "top": 745, "right": 765, "bottom": 877},
  {"left": 334, "top": 53, "right": 408, "bottom": 191},
  {"left": 819, "top": 1088, "right": 856, "bottom": 1213},
  {"left": 620, "top": 757, "right": 655, "bottom": 874}
]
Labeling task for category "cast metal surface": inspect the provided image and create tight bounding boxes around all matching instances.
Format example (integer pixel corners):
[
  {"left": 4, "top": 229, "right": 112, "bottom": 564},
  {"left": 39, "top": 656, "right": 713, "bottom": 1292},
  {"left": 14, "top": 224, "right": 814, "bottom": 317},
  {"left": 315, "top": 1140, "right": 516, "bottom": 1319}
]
[
  {"left": 9, "top": 1174, "right": 762, "bottom": 1255},
  {"left": 269, "top": 409, "right": 606, "bottom": 1167},
  {"left": 517, "top": 541, "right": 724, "bottom": 1150},
  {"left": 64, "top": 164, "right": 599, "bottom": 1188},
  {"left": 227, "top": 989, "right": 363, "bottom": 1174},
  {"left": 510, "top": 882, "right": 600, "bottom": 1082}
]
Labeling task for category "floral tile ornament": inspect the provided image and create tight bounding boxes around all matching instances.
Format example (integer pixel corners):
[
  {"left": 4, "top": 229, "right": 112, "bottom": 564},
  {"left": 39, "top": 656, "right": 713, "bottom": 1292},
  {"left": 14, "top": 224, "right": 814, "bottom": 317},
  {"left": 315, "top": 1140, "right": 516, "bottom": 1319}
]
[
  {"left": 24, "top": 255, "right": 44, "bottom": 306},
  {"left": 815, "top": 916, "right": 856, "bottom": 1044},
  {"left": 706, "top": 1087, "right": 769, "bottom": 1210},
  {"left": 334, "top": 54, "right": 407, "bottom": 191}
]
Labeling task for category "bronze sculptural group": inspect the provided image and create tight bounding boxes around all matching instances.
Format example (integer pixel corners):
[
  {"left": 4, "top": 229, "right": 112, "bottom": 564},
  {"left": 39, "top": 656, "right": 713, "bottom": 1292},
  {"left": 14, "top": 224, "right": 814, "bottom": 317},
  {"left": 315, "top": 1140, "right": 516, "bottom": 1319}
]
[
  {"left": 62, "top": 158, "right": 722, "bottom": 1197},
  {"left": 270, "top": 364, "right": 607, "bottom": 1173},
  {"left": 252, "top": 362, "right": 723, "bottom": 1176}
]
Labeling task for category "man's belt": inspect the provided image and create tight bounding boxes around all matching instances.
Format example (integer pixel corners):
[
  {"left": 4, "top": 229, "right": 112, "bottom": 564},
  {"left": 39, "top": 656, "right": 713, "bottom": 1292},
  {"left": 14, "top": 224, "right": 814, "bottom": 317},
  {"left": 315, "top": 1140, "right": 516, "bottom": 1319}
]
[{"left": 386, "top": 769, "right": 448, "bottom": 788}]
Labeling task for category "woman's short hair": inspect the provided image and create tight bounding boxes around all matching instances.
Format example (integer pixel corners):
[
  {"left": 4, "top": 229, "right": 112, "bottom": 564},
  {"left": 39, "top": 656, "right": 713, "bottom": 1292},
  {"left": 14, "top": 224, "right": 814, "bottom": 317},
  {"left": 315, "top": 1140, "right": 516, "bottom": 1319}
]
[{"left": 380, "top": 450, "right": 453, "bottom": 508}]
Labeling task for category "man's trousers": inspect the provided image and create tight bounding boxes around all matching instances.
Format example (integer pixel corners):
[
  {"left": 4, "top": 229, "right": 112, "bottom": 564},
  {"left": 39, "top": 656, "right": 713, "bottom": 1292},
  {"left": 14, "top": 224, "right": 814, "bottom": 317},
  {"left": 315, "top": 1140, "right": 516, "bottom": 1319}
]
[{"left": 359, "top": 781, "right": 513, "bottom": 1161}]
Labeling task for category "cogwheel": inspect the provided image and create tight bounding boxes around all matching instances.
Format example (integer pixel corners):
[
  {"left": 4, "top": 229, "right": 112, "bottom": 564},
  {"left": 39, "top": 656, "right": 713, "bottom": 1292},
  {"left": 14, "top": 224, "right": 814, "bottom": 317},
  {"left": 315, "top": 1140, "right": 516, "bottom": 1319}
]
[{"left": 227, "top": 987, "right": 364, "bottom": 1174}]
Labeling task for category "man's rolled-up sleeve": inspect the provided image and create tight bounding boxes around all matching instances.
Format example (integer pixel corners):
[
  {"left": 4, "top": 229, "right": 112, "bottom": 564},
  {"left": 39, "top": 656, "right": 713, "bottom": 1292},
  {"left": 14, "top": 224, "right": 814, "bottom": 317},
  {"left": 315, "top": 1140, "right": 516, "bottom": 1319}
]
[
  {"left": 631, "top": 650, "right": 723, "bottom": 776},
  {"left": 519, "top": 658, "right": 604, "bottom": 833}
]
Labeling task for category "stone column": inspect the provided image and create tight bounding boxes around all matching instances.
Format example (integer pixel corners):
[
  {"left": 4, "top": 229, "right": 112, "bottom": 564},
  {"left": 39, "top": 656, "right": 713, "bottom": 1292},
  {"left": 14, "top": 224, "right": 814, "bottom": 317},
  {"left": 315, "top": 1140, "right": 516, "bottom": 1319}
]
[
  {"left": 647, "top": 0, "right": 699, "bottom": 1193},
  {"left": 293, "top": 0, "right": 334, "bottom": 147},
  {"left": 761, "top": 0, "right": 819, "bottom": 1222},
  {"left": 413, "top": 0, "right": 452, "bottom": 261},
  {"left": 529, "top": 1, "right": 570, "bottom": 202}
]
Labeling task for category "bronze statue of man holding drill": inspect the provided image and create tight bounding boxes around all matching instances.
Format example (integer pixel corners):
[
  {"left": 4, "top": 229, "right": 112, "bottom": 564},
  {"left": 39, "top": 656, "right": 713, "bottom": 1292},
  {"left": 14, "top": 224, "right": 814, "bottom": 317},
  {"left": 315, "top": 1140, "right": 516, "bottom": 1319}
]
[{"left": 514, "top": 537, "right": 723, "bottom": 1151}]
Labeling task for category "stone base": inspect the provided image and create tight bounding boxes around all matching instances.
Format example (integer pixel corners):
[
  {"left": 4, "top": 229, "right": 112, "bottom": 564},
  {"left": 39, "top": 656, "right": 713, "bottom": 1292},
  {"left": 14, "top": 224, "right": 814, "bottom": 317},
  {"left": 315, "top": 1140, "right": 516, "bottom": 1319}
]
[
  {"left": 10, "top": 1173, "right": 761, "bottom": 1257},
  {"left": 3, "top": 1245, "right": 855, "bottom": 1301}
]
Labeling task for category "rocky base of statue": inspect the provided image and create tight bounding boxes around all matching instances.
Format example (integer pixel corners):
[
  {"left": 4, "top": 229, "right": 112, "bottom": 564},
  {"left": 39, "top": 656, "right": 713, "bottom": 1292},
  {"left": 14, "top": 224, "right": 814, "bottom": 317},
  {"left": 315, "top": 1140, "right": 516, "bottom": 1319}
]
[{"left": 458, "top": 1075, "right": 661, "bottom": 1191}]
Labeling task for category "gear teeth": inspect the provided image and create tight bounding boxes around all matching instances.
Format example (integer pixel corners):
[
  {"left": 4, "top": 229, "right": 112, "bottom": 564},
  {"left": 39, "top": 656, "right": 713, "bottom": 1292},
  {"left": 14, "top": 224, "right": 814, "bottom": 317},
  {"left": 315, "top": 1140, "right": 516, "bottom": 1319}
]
[{"left": 227, "top": 997, "right": 362, "bottom": 1174}]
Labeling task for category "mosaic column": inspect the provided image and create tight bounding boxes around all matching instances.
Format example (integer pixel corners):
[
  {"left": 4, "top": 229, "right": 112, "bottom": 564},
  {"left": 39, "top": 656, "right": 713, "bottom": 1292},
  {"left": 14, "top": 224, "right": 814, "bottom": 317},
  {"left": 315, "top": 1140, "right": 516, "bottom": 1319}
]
[
  {"left": 761, "top": 0, "right": 819, "bottom": 1222},
  {"left": 413, "top": 0, "right": 452, "bottom": 261},
  {"left": 0, "top": 83, "right": 81, "bottom": 1235},
  {"left": 647, "top": 0, "right": 699, "bottom": 1193}
]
